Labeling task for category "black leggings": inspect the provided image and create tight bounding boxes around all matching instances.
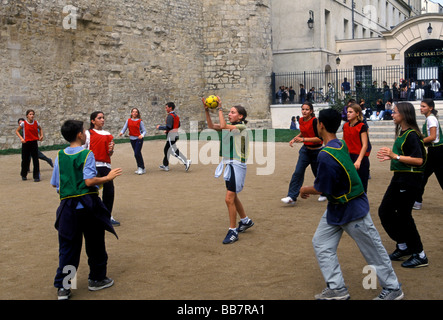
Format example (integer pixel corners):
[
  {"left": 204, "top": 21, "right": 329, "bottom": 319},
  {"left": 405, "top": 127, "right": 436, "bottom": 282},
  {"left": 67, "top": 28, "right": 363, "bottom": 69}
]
[
  {"left": 378, "top": 180, "right": 424, "bottom": 253},
  {"left": 416, "top": 145, "right": 443, "bottom": 203},
  {"left": 96, "top": 166, "right": 114, "bottom": 214},
  {"left": 21, "top": 140, "right": 40, "bottom": 179}
]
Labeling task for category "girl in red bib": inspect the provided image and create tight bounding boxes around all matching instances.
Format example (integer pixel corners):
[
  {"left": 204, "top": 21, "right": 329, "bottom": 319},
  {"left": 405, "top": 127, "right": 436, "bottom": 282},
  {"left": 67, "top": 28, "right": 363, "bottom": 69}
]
[
  {"left": 119, "top": 108, "right": 147, "bottom": 175},
  {"left": 84, "top": 111, "right": 120, "bottom": 226},
  {"left": 343, "top": 103, "right": 371, "bottom": 193},
  {"left": 15, "top": 109, "right": 43, "bottom": 181},
  {"left": 281, "top": 102, "right": 324, "bottom": 205}
]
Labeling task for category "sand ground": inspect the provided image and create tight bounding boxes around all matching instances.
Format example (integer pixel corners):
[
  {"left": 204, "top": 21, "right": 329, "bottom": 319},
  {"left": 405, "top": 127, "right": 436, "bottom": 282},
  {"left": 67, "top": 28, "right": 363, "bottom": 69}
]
[{"left": 0, "top": 139, "right": 442, "bottom": 300}]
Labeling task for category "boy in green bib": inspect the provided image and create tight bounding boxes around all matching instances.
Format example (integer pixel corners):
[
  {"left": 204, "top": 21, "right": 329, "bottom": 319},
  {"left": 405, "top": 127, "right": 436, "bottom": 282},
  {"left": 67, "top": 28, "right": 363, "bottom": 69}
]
[
  {"left": 51, "top": 120, "right": 122, "bottom": 300},
  {"left": 300, "top": 108, "right": 403, "bottom": 300}
]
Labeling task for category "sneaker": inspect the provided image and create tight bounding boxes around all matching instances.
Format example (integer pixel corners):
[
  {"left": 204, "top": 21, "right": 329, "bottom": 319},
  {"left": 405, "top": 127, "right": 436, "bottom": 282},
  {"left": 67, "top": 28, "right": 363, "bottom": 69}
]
[
  {"left": 159, "top": 165, "right": 169, "bottom": 171},
  {"left": 185, "top": 160, "right": 191, "bottom": 172},
  {"left": 88, "top": 277, "right": 114, "bottom": 291},
  {"left": 318, "top": 195, "right": 327, "bottom": 202},
  {"left": 222, "top": 229, "right": 238, "bottom": 244},
  {"left": 389, "top": 248, "right": 411, "bottom": 261},
  {"left": 237, "top": 219, "right": 254, "bottom": 233},
  {"left": 281, "top": 196, "right": 296, "bottom": 205},
  {"left": 374, "top": 287, "right": 404, "bottom": 300},
  {"left": 315, "top": 287, "right": 350, "bottom": 300},
  {"left": 57, "top": 287, "right": 71, "bottom": 300},
  {"left": 34, "top": 178, "right": 40, "bottom": 182},
  {"left": 21, "top": 176, "right": 27, "bottom": 181},
  {"left": 413, "top": 201, "right": 422, "bottom": 210},
  {"left": 111, "top": 218, "right": 120, "bottom": 226},
  {"left": 401, "top": 253, "right": 428, "bottom": 268},
  {"left": 135, "top": 167, "right": 146, "bottom": 175}
]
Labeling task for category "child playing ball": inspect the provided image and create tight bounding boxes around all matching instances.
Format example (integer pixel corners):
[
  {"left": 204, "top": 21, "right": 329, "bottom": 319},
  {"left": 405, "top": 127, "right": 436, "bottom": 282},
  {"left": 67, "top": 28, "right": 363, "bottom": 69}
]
[{"left": 203, "top": 96, "right": 254, "bottom": 244}]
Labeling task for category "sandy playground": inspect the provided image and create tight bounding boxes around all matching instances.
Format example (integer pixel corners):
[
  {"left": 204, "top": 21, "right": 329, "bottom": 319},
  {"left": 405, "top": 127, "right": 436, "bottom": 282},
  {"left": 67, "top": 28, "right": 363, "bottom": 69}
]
[{"left": 0, "top": 139, "right": 442, "bottom": 300}]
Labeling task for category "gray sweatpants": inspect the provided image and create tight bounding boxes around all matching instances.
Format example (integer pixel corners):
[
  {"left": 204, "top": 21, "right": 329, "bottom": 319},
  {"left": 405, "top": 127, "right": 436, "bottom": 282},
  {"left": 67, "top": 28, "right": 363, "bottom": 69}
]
[{"left": 312, "top": 211, "right": 400, "bottom": 291}]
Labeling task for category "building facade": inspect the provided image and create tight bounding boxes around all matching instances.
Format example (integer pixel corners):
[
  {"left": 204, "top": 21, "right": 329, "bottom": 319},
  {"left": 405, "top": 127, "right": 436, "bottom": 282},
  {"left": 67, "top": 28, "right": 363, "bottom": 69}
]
[
  {"left": 272, "top": 0, "right": 442, "bottom": 103},
  {"left": 272, "top": 0, "right": 423, "bottom": 73}
]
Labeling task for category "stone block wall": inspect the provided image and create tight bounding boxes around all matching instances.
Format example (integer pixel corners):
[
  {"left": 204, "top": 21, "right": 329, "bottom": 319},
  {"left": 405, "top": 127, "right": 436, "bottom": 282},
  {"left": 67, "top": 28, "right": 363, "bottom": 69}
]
[{"left": 0, "top": 0, "right": 272, "bottom": 150}]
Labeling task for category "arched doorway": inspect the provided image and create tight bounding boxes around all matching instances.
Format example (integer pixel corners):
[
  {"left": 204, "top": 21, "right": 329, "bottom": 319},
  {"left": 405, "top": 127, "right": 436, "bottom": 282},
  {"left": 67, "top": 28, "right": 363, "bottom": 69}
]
[{"left": 404, "top": 39, "right": 443, "bottom": 98}]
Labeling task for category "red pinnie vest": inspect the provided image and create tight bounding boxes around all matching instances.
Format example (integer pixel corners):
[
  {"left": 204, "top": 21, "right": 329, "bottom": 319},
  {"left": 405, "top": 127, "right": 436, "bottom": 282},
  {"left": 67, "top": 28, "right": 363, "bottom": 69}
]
[
  {"left": 343, "top": 121, "right": 371, "bottom": 157},
  {"left": 128, "top": 118, "right": 142, "bottom": 137},
  {"left": 298, "top": 117, "right": 320, "bottom": 146}
]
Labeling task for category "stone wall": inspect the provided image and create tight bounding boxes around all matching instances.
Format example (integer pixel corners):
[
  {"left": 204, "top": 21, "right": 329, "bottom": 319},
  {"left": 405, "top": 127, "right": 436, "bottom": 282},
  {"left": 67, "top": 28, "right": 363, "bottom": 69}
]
[{"left": 0, "top": 0, "right": 273, "bottom": 150}]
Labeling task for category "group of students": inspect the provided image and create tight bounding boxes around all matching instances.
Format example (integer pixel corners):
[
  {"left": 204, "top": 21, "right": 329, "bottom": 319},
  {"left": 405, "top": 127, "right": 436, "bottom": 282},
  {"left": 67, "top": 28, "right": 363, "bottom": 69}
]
[
  {"left": 17, "top": 95, "right": 441, "bottom": 300},
  {"left": 14, "top": 103, "right": 193, "bottom": 300},
  {"left": 281, "top": 98, "right": 442, "bottom": 300}
]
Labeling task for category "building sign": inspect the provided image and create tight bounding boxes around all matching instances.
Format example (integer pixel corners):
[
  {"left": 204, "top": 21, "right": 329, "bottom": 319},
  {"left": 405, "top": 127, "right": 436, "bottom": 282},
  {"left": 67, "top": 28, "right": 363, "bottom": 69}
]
[{"left": 406, "top": 51, "right": 443, "bottom": 58}]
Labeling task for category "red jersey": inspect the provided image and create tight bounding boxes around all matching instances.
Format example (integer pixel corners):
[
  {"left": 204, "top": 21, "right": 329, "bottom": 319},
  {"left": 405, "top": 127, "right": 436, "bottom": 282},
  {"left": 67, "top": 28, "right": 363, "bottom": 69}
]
[
  {"left": 88, "top": 129, "right": 113, "bottom": 163},
  {"left": 299, "top": 117, "right": 321, "bottom": 147},
  {"left": 23, "top": 121, "right": 39, "bottom": 142},
  {"left": 128, "top": 118, "right": 141, "bottom": 137},
  {"left": 170, "top": 113, "right": 180, "bottom": 129},
  {"left": 343, "top": 121, "right": 371, "bottom": 157}
]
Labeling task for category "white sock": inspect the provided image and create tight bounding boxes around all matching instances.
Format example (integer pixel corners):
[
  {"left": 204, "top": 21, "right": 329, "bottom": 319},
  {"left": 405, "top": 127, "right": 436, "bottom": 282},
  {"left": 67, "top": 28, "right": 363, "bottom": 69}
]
[
  {"left": 418, "top": 251, "right": 426, "bottom": 259},
  {"left": 398, "top": 243, "right": 407, "bottom": 251},
  {"left": 241, "top": 217, "right": 250, "bottom": 224},
  {"left": 229, "top": 227, "right": 238, "bottom": 233}
]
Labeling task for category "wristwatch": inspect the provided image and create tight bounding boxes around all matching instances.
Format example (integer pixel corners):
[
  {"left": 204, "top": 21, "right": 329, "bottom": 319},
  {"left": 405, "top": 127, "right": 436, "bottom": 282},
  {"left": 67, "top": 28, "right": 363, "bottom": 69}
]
[{"left": 396, "top": 155, "right": 400, "bottom": 160}]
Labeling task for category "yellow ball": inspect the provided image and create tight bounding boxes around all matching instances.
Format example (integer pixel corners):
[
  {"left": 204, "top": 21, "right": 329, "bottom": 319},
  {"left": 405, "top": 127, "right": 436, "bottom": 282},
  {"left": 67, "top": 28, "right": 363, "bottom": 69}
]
[{"left": 205, "top": 95, "right": 219, "bottom": 109}]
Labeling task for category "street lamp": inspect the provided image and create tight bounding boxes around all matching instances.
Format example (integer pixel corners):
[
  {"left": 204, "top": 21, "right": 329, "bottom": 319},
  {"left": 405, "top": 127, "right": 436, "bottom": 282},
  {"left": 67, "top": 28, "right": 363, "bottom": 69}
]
[
  {"left": 427, "top": 23, "right": 433, "bottom": 35},
  {"left": 307, "top": 10, "right": 314, "bottom": 29},
  {"left": 336, "top": 56, "right": 341, "bottom": 65}
]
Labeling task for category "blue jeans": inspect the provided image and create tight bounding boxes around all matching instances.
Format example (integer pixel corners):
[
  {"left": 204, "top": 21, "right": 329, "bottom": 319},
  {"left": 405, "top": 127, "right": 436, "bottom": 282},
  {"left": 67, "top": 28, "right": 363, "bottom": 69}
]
[
  {"left": 287, "top": 145, "right": 322, "bottom": 200},
  {"left": 130, "top": 138, "right": 145, "bottom": 169}
]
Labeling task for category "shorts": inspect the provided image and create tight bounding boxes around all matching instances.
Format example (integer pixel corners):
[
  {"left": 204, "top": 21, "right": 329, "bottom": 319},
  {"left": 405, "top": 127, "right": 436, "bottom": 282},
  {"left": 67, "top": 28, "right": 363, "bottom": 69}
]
[{"left": 225, "top": 164, "right": 237, "bottom": 192}]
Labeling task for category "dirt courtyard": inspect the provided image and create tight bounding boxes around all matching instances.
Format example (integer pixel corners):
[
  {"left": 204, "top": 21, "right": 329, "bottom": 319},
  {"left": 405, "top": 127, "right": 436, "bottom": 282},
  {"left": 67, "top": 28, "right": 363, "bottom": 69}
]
[{"left": 0, "top": 139, "right": 442, "bottom": 301}]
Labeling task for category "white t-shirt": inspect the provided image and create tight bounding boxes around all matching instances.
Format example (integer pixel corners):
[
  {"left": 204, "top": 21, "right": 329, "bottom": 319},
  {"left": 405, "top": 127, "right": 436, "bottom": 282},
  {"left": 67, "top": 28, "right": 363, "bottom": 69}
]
[{"left": 425, "top": 115, "right": 440, "bottom": 144}]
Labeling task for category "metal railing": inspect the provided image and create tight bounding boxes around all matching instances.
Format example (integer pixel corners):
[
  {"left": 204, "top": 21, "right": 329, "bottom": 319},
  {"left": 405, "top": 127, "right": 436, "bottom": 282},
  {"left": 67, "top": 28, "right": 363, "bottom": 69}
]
[{"left": 271, "top": 64, "right": 443, "bottom": 107}]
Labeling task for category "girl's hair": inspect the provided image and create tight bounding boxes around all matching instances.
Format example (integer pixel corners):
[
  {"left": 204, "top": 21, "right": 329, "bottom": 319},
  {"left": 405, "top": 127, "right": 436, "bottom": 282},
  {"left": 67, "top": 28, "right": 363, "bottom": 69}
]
[
  {"left": 233, "top": 105, "right": 248, "bottom": 124},
  {"left": 131, "top": 107, "right": 141, "bottom": 119},
  {"left": 395, "top": 102, "right": 423, "bottom": 139},
  {"left": 26, "top": 109, "right": 35, "bottom": 116},
  {"left": 302, "top": 101, "right": 315, "bottom": 118},
  {"left": 89, "top": 111, "right": 104, "bottom": 129},
  {"left": 422, "top": 98, "right": 438, "bottom": 117},
  {"left": 348, "top": 103, "right": 364, "bottom": 122}
]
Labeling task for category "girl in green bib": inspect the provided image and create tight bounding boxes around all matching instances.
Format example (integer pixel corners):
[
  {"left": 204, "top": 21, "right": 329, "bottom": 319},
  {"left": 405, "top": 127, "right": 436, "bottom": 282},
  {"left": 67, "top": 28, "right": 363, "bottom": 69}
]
[
  {"left": 203, "top": 97, "right": 254, "bottom": 244},
  {"left": 377, "top": 102, "right": 428, "bottom": 268},
  {"left": 414, "top": 99, "right": 443, "bottom": 210}
]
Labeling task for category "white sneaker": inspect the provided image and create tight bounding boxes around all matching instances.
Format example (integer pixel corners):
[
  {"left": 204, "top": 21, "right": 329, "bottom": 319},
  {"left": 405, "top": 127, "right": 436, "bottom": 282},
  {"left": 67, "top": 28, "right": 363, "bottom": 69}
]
[
  {"left": 413, "top": 201, "right": 422, "bottom": 210},
  {"left": 281, "top": 196, "right": 296, "bottom": 205},
  {"left": 159, "top": 165, "right": 169, "bottom": 171},
  {"left": 135, "top": 167, "right": 146, "bottom": 175},
  {"left": 318, "top": 195, "right": 327, "bottom": 202},
  {"left": 185, "top": 160, "right": 191, "bottom": 172}
]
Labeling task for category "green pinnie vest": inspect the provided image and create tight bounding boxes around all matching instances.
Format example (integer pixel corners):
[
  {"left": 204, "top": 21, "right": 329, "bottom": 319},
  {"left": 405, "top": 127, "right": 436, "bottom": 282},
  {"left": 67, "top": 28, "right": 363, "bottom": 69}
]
[
  {"left": 320, "top": 140, "right": 365, "bottom": 204},
  {"left": 220, "top": 123, "right": 249, "bottom": 163},
  {"left": 423, "top": 118, "right": 443, "bottom": 147},
  {"left": 390, "top": 129, "right": 426, "bottom": 173},
  {"left": 58, "top": 149, "right": 99, "bottom": 200}
]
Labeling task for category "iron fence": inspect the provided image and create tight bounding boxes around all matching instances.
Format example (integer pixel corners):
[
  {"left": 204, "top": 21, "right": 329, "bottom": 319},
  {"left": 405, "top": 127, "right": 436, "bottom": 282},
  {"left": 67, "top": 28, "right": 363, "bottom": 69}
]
[{"left": 272, "top": 64, "right": 443, "bottom": 107}]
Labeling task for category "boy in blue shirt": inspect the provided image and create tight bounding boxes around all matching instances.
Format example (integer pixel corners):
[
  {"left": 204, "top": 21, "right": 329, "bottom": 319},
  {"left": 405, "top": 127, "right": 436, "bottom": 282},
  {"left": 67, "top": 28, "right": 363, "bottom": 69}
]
[
  {"left": 300, "top": 108, "right": 403, "bottom": 300},
  {"left": 51, "top": 120, "right": 122, "bottom": 300}
]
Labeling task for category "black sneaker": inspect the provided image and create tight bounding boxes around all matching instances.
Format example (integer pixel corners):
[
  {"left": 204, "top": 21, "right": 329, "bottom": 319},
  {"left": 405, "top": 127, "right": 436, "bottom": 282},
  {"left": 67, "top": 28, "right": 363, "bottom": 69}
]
[
  {"left": 88, "top": 277, "right": 114, "bottom": 291},
  {"left": 222, "top": 229, "right": 238, "bottom": 244},
  {"left": 237, "top": 219, "right": 254, "bottom": 233},
  {"left": 389, "top": 248, "right": 411, "bottom": 261},
  {"left": 57, "top": 288, "right": 71, "bottom": 300},
  {"left": 401, "top": 253, "right": 428, "bottom": 268}
]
